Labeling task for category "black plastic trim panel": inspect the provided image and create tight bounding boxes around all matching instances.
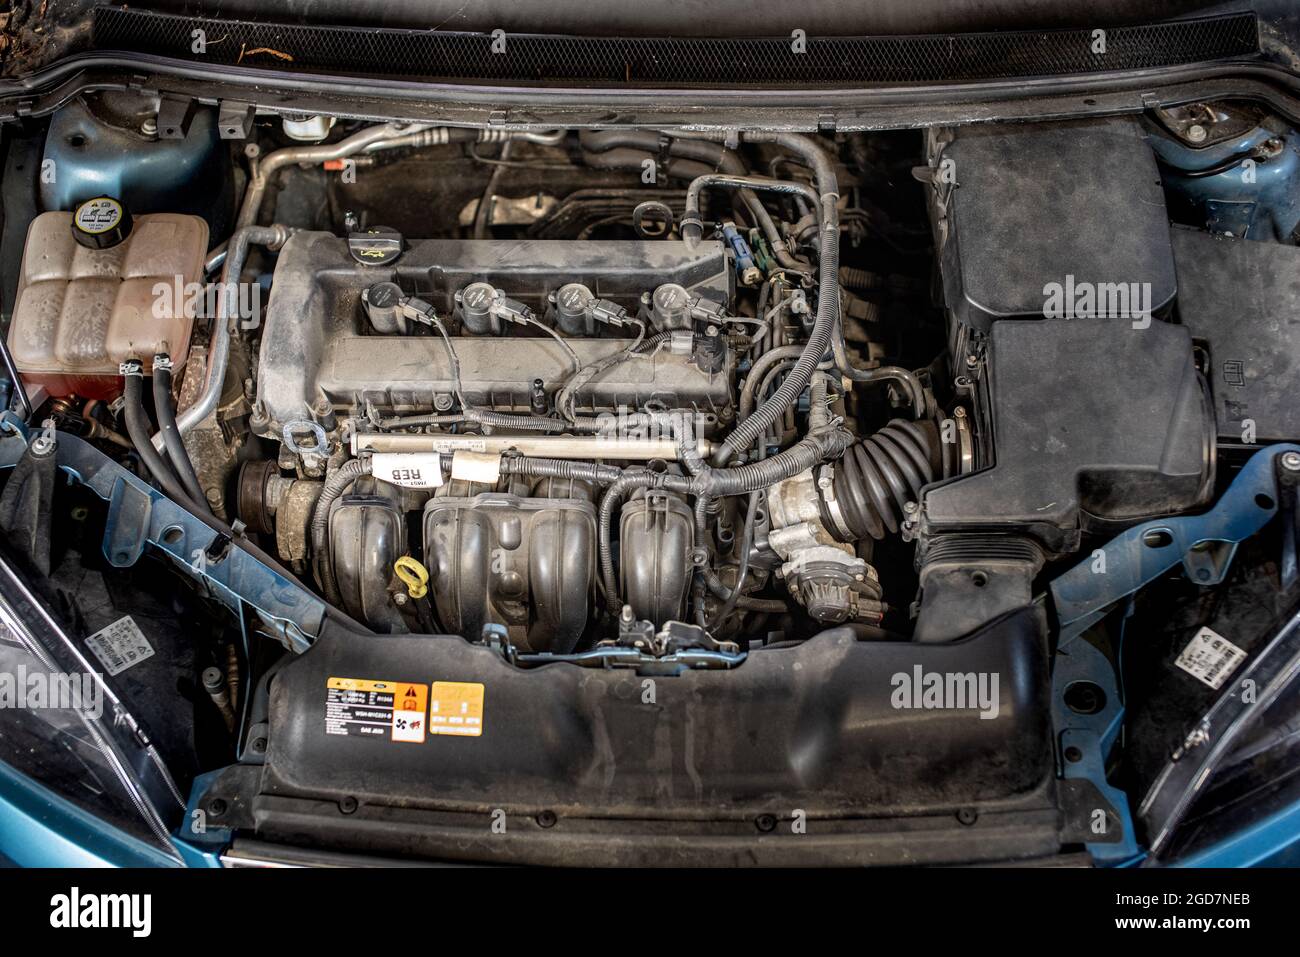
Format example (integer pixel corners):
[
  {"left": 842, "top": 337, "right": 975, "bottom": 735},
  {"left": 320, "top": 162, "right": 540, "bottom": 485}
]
[
  {"left": 196, "top": 607, "right": 1074, "bottom": 865},
  {"left": 90, "top": 8, "right": 1261, "bottom": 87}
]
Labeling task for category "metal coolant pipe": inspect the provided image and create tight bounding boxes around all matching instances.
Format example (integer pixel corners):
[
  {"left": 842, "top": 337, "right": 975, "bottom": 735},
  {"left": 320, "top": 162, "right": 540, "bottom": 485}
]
[
  {"left": 239, "top": 124, "right": 567, "bottom": 228},
  {"left": 352, "top": 433, "right": 713, "bottom": 460},
  {"left": 153, "top": 224, "right": 294, "bottom": 452}
]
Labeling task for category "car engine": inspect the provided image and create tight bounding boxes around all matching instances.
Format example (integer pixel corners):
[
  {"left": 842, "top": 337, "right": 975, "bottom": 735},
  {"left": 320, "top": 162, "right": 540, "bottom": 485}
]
[
  {"left": 8, "top": 101, "right": 1287, "bottom": 654},
  {"left": 3, "top": 88, "right": 1299, "bottom": 865}
]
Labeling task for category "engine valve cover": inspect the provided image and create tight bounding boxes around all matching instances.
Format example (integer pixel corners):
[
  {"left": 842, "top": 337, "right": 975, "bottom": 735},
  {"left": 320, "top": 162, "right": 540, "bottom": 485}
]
[{"left": 255, "top": 232, "right": 734, "bottom": 429}]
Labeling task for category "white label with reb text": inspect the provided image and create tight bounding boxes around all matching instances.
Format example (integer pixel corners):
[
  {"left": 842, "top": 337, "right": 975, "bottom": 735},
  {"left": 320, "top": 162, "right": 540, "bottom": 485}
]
[{"left": 370, "top": 452, "right": 444, "bottom": 488}]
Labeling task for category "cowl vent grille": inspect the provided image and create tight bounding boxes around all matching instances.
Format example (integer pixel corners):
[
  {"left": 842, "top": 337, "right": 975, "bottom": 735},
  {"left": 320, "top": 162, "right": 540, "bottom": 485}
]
[{"left": 89, "top": 7, "right": 1260, "bottom": 87}]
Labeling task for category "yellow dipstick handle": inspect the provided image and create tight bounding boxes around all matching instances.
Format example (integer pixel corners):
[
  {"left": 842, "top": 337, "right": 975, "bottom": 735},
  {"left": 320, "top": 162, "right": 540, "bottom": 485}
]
[{"left": 394, "top": 556, "right": 429, "bottom": 599}]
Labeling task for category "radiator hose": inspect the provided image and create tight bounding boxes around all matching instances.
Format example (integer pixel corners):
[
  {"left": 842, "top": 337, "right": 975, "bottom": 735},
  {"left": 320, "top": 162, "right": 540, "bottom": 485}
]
[{"left": 122, "top": 361, "right": 202, "bottom": 512}]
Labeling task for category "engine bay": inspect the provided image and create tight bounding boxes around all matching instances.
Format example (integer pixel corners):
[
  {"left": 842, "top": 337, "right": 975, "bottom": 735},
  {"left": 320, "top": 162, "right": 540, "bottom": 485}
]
[{"left": 2, "top": 90, "right": 1299, "bottom": 865}]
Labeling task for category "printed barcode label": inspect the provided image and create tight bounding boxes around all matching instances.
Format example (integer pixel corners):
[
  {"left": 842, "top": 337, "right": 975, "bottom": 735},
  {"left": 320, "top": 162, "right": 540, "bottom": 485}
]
[
  {"left": 84, "top": 615, "right": 155, "bottom": 676},
  {"left": 1175, "top": 626, "right": 1246, "bottom": 690}
]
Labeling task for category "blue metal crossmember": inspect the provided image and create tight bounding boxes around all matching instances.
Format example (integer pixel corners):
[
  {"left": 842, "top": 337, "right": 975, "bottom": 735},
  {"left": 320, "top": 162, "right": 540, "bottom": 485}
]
[
  {"left": 0, "top": 413, "right": 326, "bottom": 652},
  {"left": 1049, "top": 443, "right": 1300, "bottom": 864}
]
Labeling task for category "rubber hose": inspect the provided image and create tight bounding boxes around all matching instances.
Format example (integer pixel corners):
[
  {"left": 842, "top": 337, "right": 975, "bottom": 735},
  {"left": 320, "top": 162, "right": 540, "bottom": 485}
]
[
  {"left": 693, "top": 493, "right": 787, "bottom": 615},
  {"left": 831, "top": 419, "right": 948, "bottom": 540},
  {"left": 739, "top": 345, "right": 812, "bottom": 421},
  {"left": 579, "top": 149, "right": 718, "bottom": 183},
  {"left": 657, "top": 403, "right": 847, "bottom": 499},
  {"left": 578, "top": 130, "right": 786, "bottom": 255},
  {"left": 152, "top": 357, "right": 211, "bottom": 513},
  {"left": 597, "top": 471, "right": 687, "bottom": 613},
  {"left": 831, "top": 317, "right": 927, "bottom": 417},
  {"left": 123, "top": 366, "right": 199, "bottom": 510},
  {"left": 703, "top": 134, "right": 841, "bottom": 464},
  {"left": 709, "top": 490, "right": 767, "bottom": 626},
  {"left": 122, "top": 367, "right": 353, "bottom": 622}
]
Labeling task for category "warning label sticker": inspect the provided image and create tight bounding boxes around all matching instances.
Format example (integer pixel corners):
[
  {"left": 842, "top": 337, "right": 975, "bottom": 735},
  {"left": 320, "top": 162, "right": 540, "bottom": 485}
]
[
  {"left": 1175, "top": 626, "right": 1247, "bottom": 690},
  {"left": 326, "top": 677, "right": 428, "bottom": 743},
  {"left": 84, "top": 615, "right": 154, "bottom": 676},
  {"left": 429, "top": 681, "right": 485, "bottom": 737}
]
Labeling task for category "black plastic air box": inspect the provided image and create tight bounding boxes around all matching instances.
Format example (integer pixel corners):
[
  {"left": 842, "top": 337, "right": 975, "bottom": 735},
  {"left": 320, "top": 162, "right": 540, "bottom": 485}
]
[
  {"left": 1171, "top": 227, "right": 1300, "bottom": 444},
  {"left": 922, "top": 319, "right": 1212, "bottom": 554},
  {"left": 932, "top": 119, "right": 1177, "bottom": 330}
]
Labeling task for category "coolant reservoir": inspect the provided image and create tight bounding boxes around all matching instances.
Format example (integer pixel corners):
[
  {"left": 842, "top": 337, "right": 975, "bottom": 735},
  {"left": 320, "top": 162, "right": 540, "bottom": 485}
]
[{"left": 7, "top": 204, "right": 208, "bottom": 400}]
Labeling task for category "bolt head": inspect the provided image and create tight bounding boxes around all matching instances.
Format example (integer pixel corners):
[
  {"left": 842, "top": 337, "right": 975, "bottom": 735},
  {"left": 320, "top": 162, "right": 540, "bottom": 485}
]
[
  {"left": 1187, "top": 124, "right": 1208, "bottom": 143},
  {"left": 1281, "top": 451, "right": 1300, "bottom": 472}
]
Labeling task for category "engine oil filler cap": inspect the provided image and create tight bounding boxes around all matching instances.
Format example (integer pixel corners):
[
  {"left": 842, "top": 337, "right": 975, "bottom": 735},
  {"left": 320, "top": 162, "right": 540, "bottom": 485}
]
[
  {"left": 71, "top": 196, "right": 132, "bottom": 249},
  {"left": 347, "top": 224, "right": 404, "bottom": 266}
]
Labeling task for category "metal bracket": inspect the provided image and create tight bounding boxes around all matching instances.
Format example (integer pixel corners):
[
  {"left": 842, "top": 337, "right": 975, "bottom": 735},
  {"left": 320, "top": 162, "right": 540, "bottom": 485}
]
[
  {"left": 1048, "top": 443, "right": 1300, "bottom": 863},
  {"left": 513, "top": 618, "right": 745, "bottom": 672},
  {"left": 1053, "top": 444, "right": 1300, "bottom": 639},
  {"left": 0, "top": 413, "right": 326, "bottom": 652},
  {"left": 217, "top": 100, "right": 255, "bottom": 139},
  {"left": 157, "top": 95, "right": 197, "bottom": 140}
]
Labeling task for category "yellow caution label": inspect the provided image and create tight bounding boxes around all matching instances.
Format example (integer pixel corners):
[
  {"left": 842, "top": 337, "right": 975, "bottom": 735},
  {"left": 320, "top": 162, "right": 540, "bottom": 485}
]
[
  {"left": 328, "top": 676, "right": 395, "bottom": 693},
  {"left": 429, "top": 681, "right": 485, "bottom": 737},
  {"left": 326, "top": 676, "right": 428, "bottom": 743}
]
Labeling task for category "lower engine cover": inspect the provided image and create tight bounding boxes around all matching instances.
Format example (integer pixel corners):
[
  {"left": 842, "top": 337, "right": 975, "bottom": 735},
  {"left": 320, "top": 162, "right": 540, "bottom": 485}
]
[{"left": 197, "top": 605, "right": 1066, "bottom": 866}]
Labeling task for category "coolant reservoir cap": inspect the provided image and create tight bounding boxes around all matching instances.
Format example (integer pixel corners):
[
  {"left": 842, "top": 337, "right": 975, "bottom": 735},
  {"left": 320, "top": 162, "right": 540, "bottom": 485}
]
[{"left": 71, "top": 196, "right": 132, "bottom": 249}]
